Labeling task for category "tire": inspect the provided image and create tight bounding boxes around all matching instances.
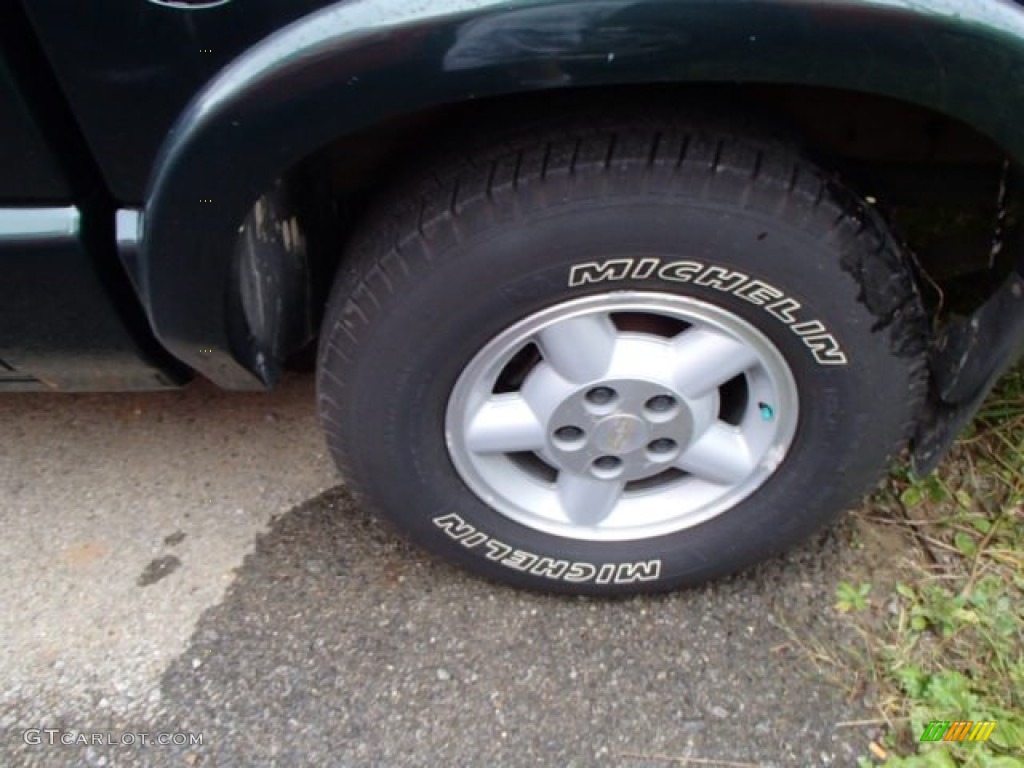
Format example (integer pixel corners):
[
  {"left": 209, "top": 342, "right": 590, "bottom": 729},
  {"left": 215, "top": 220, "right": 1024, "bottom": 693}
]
[{"left": 317, "top": 114, "right": 928, "bottom": 594}]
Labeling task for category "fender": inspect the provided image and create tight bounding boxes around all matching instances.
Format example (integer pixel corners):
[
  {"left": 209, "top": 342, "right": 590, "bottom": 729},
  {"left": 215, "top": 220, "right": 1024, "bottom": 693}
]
[{"left": 138, "top": 0, "right": 1024, "bottom": 388}]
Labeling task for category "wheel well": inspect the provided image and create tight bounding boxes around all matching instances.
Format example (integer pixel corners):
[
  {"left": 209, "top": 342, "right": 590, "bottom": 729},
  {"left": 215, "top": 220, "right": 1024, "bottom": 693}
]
[{"left": 272, "top": 82, "right": 1019, "bottom": 366}]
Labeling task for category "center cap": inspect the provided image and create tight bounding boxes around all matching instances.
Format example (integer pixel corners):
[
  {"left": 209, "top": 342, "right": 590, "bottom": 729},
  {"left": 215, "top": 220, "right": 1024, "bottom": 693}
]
[{"left": 594, "top": 414, "right": 649, "bottom": 455}]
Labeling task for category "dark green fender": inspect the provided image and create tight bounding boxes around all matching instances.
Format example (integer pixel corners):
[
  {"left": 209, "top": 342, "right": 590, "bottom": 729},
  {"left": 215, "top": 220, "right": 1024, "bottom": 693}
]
[{"left": 137, "top": 0, "right": 1024, "bottom": 388}]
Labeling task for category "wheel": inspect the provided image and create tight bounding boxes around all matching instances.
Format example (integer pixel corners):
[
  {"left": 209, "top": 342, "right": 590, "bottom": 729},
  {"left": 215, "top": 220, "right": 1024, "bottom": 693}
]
[{"left": 317, "top": 113, "right": 928, "bottom": 594}]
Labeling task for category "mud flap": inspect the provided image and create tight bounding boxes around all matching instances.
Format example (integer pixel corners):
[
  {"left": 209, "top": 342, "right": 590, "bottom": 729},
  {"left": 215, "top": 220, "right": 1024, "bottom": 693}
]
[
  {"left": 231, "top": 180, "right": 314, "bottom": 386},
  {"left": 912, "top": 267, "right": 1024, "bottom": 474}
]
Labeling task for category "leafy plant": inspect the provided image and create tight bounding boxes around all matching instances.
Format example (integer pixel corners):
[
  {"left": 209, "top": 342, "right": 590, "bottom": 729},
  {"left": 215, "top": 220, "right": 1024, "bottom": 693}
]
[
  {"left": 836, "top": 581, "right": 874, "bottom": 613},
  {"left": 833, "top": 367, "right": 1024, "bottom": 766}
]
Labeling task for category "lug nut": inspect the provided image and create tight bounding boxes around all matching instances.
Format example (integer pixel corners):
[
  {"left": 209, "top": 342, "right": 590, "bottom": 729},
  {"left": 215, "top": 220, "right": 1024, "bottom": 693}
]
[
  {"left": 585, "top": 387, "right": 617, "bottom": 406},
  {"left": 554, "top": 426, "right": 585, "bottom": 442},
  {"left": 648, "top": 438, "right": 677, "bottom": 454},
  {"left": 593, "top": 456, "right": 622, "bottom": 471},
  {"left": 645, "top": 395, "right": 677, "bottom": 413}
]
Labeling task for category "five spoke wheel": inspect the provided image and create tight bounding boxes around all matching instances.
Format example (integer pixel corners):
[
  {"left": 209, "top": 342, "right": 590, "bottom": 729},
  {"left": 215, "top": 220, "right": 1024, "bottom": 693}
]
[{"left": 447, "top": 292, "right": 800, "bottom": 541}]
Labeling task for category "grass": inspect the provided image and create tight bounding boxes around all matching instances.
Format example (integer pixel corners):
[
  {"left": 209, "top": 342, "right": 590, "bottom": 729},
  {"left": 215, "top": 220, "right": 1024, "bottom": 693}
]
[{"left": 832, "top": 366, "right": 1024, "bottom": 767}]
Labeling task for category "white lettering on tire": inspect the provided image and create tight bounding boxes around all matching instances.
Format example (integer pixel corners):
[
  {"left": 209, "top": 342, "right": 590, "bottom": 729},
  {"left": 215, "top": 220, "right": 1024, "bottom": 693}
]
[
  {"left": 568, "top": 258, "right": 848, "bottom": 365},
  {"left": 433, "top": 514, "right": 662, "bottom": 585}
]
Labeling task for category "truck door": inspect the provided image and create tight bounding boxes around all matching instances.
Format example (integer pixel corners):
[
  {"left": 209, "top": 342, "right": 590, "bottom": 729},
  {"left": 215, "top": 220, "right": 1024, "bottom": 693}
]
[{"left": 0, "top": 2, "right": 185, "bottom": 390}]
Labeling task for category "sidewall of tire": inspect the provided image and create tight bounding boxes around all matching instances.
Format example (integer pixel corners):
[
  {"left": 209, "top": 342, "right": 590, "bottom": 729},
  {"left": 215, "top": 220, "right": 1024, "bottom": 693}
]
[{"left": 324, "top": 195, "right": 919, "bottom": 593}]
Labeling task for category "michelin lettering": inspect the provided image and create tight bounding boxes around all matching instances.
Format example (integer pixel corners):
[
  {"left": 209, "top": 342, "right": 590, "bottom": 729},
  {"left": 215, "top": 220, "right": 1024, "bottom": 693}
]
[
  {"left": 433, "top": 514, "right": 661, "bottom": 585},
  {"left": 568, "top": 258, "right": 848, "bottom": 365}
]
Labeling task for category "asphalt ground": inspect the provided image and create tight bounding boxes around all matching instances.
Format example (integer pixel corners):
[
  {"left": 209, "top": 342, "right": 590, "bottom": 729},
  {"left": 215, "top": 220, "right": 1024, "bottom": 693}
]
[{"left": 0, "top": 374, "right": 882, "bottom": 767}]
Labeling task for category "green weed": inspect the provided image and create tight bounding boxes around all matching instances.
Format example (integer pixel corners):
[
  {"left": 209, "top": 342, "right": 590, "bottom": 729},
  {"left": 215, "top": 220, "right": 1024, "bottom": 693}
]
[{"left": 841, "top": 367, "right": 1024, "bottom": 766}]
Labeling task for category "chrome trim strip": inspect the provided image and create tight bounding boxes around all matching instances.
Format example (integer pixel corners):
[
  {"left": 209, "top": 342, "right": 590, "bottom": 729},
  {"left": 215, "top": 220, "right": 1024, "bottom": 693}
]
[
  {"left": 115, "top": 209, "right": 144, "bottom": 294},
  {"left": 0, "top": 206, "right": 79, "bottom": 243},
  {"left": 115, "top": 209, "right": 142, "bottom": 250}
]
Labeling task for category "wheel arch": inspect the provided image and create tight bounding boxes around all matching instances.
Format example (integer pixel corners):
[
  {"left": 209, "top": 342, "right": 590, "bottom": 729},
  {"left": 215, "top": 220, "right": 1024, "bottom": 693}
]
[{"left": 136, "top": 0, "right": 1024, "bottom": 388}]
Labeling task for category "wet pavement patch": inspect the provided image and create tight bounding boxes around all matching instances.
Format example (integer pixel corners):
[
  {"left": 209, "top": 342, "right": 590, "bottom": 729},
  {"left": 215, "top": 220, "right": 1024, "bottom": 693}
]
[
  {"left": 164, "top": 531, "right": 187, "bottom": 547},
  {"left": 4, "top": 485, "right": 876, "bottom": 767},
  {"left": 137, "top": 555, "right": 182, "bottom": 587},
  {"left": 154, "top": 487, "right": 867, "bottom": 767}
]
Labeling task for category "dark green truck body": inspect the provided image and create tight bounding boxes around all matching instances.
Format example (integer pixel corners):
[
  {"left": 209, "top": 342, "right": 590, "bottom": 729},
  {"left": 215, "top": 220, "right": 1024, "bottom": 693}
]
[{"left": 3, "top": 0, "right": 1024, "bottom": 468}]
